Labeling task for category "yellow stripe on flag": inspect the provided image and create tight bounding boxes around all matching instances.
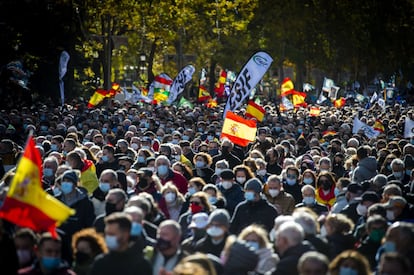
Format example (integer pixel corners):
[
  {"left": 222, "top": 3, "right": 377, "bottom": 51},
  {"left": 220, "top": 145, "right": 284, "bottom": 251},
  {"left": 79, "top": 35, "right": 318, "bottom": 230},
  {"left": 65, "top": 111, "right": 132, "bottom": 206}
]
[
  {"left": 246, "top": 100, "right": 265, "bottom": 122},
  {"left": 221, "top": 111, "right": 257, "bottom": 147}
]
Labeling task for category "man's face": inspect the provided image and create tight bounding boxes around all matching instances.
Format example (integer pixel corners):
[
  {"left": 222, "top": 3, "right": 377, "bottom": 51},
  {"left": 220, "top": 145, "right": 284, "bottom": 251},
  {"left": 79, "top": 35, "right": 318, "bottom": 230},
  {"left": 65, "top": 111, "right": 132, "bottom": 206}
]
[
  {"left": 105, "top": 223, "right": 128, "bottom": 251},
  {"left": 267, "top": 180, "right": 281, "bottom": 191},
  {"left": 38, "top": 239, "right": 61, "bottom": 259},
  {"left": 100, "top": 172, "right": 116, "bottom": 188},
  {"left": 157, "top": 225, "right": 179, "bottom": 255}
]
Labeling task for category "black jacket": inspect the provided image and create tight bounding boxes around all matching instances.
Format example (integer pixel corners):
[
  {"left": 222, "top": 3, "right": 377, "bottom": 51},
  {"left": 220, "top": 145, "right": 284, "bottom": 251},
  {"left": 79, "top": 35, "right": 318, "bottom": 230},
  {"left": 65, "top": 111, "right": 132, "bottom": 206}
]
[
  {"left": 194, "top": 234, "right": 229, "bottom": 257},
  {"left": 326, "top": 232, "right": 356, "bottom": 259},
  {"left": 218, "top": 183, "right": 244, "bottom": 216},
  {"left": 272, "top": 242, "right": 314, "bottom": 275},
  {"left": 230, "top": 198, "right": 278, "bottom": 235}
]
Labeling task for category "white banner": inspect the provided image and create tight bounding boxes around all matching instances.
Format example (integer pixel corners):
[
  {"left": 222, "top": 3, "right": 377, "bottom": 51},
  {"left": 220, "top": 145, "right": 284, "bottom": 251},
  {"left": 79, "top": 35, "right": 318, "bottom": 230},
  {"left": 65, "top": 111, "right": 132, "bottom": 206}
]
[
  {"left": 322, "top": 77, "right": 334, "bottom": 93},
  {"left": 59, "top": 51, "right": 70, "bottom": 106},
  {"left": 404, "top": 117, "right": 414, "bottom": 138},
  {"left": 167, "top": 65, "right": 195, "bottom": 104},
  {"left": 223, "top": 51, "right": 273, "bottom": 117},
  {"left": 352, "top": 117, "right": 380, "bottom": 139}
]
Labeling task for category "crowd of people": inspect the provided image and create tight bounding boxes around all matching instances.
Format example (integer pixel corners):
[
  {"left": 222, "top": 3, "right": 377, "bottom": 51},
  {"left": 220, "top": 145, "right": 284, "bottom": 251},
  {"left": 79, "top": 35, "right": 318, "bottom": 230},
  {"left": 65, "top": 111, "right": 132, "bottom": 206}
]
[{"left": 0, "top": 97, "right": 413, "bottom": 275}]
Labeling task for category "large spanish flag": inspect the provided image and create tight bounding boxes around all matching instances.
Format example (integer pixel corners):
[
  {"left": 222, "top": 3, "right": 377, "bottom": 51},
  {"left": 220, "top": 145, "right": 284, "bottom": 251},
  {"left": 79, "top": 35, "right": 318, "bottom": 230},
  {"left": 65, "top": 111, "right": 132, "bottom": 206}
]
[
  {"left": 281, "top": 77, "right": 294, "bottom": 96},
  {"left": 292, "top": 91, "right": 307, "bottom": 107},
  {"left": 0, "top": 137, "right": 75, "bottom": 236},
  {"left": 221, "top": 111, "right": 257, "bottom": 147},
  {"left": 245, "top": 100, "right": 266, "bottom": 122},
  {"left": 87, "top": 89, "right": 110, "bottom": 108}
]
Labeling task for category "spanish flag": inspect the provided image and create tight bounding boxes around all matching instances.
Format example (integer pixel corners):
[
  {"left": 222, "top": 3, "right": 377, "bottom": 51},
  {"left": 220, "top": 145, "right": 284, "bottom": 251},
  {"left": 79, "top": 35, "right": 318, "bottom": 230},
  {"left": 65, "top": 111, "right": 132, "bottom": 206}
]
[
  {"left": 221, "top": 111, "right": 257, "bottom": 147},
  {"left": 87, "top": 89, "right": 110, "bottom": 108},
  {"left": 245, "top": 100, "right": 266, "bottom": 122},
  {"left": 322, "top": 130, "right": 337, "bottom": 137},
  {"left": 0, "top": 136, "right": 75, "bottom": 237},
  {"left": 198, "top": 85, "right": 211, "bottom": 102},
  {"left": 214, "top": 70, "right": 227, "bottom": 98},
  {"left": 281, "top": 77, "right": 294, "bottom": 96},
  {"left": 206, "top": 97, "right": 218, "bottom": 108},
  {"left": 373, "top": 120, "right": 385, "bottom": 133},
  {"left": 292, "top": 91, "right": 307, "bottom": 107},
  {"left": 334, "top": 97, "right": 346, "bottom": 108},
  {"left": 309, "top": 106, "right": 320, "bottom": 117}
]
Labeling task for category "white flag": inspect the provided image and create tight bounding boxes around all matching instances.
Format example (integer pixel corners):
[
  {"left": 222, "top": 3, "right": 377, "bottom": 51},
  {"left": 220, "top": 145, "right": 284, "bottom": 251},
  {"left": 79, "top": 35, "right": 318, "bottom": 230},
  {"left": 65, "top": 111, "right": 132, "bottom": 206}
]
[
  {"left": 404, "top": 117, "right": 414, "bottom": 138},
  {"left": 223, "top": 51, "right": 273, "bottom": 117},
  {"left": 167, "top": 65, "right": 195, "bottom": 104},
  {"left": 322, "top": 77, "right": 334, "bottom": 93},
  {"left": 370, "top": 92, "right": 378, "bottom": 103},
  {"left": 317, "top": 92, "right": 327, "bottom": 104},
  {"left": 59, "top": 51, "right": 70, "bottom": 106},
  {"left": 132, "top": 84, "right": 152, "bottom": 103},
  {"left": 352, "top": 117, "right": 380, "bottom": 139}
]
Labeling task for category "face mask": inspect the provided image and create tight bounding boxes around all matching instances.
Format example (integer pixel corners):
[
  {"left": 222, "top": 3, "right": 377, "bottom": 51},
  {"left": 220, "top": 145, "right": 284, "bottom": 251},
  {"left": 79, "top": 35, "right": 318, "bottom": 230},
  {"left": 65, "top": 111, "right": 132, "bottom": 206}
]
[
  {"left": 209, "top": 149, "right": 219, "bottom": 156},
  {"left": 246, "top": 241, "right": 260, "bottom": 251},
  {"left": 105, "top": 235, "right": 119, "bottom": 251},
  {"left": 75, "top": 251, "right": 91, "bottom": 265},
  {"left": 268, "top": 189, "right": 280, "bottom": 198},
  {"left": 386, "top": 210, "right": 395, "bottom": 221},
  {"left": 156, "top": 238, "right": 172, "bottom": 251},
  {"left": 101, "top": 155, "right": 109, "bottom": 162},
  {"left": 257, "top": 169, "right": 267, "bottom": 176},
  {"left": 356, "top": 203, "right": 368, "bottom": 216},
  {"left": 406, "top": 169, "right": 412, "bottom": 176},
  {"left": 221, "top": 181, "right": 232, "bottom": 190},
  {"left": 141, "top": 145, "right": 150, "bottom": 150},
  {"left": 190, "top": 202, "right": 203, "bottom": 214},
  {"left": 43, "top": 168, "right": 54, "bottom": 178},
  {"left": 188, "top": 187, "right": 197, "bottom": 196},
  {"left": 303, "top": 196, "right": 315, "bottom": 205},
  {"left": 369, "top": 228, "right": 385, "bottom": 243},
  {"left": 53, "top": 187, "right": 62, "bottom": 197},
  {"left": 339, "top": 267, "right": 358, "bottom": 275},
  {"left": 303, "top": 177, "right": 313, "bottom": 185},
  {"left": 392, "top": 171, "right": 403, "bottom": 179},
  {"left": 244, "top": 191, "right": 255, "bottom": 201},
  {"left": 334, "top": 187, "right": 340, "bottom": 196},
  {"left": 102, "top": 127, "right": 108, "bottom": 134},
  {"left": 41, "top": 257, "right": 60, "bottom": 270},
  {"left": 195, "top": 161, "right": 205, "bottom": 168},
  {"left": 382, "top": 241, "right": 396, "bottom": 252},
  {"left": 137, "top": 156, "right": 146, "bottom": 164},
  {"left": 50, "top": 144, "right": 58, "bottom": 152},
  {"left": 165, "top": 192, "right": 176, "bottom": 203},
  {"left": 207, "top": 226, "right": 224, "bottom": 237},
  {"left": 99, "top": 182, "right": 111, "bottom": 193},
  {"left": 236, "top": 177, "right": 246, "bottom": 184},
  {"left": 208, "top": 196, "right": 218, "bottom": 204},
  {"left": 17, "top": 249, "right": 32, "bottom": 266},
  {"left": 215, "top": 168, "right": 223, "bottom": 176},
  {"left": 130, "top": 143, "right": 139, "bottom": 150},
  {"left": 130, "top": 222, "right": 142, "bottom": 236},
  {"left": 105, "top": 202, "right": 118, "bottom": 216},
  {"left": 286, "top": 178, "right": 296, "bottom": 186},
  {"left": 157, "top": 165, "right": 169, "bottom": 175},
  {"left": 172, "top": 139, "right": 179, "bottom": 144},
  {"left": 182, "top": 135, "right": 189, "bottom": 141},
  {"left": 61, "top": 181, "right": 73, "bottom": 195}
]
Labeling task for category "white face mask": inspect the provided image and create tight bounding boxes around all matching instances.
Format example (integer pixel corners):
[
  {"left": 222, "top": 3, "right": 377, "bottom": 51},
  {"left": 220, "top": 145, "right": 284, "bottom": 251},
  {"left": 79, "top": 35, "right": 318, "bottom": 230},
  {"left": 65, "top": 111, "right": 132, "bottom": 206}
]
[
  {"left": 236, "top": 177, "right": 246, "bottom": 184},
  {"left": 356, "top": 203, "right": 368, "bottom": 216},
  {"left": 257, "top": 169, "right": 267, "bottom": 176},
  {"left": 386, "top": 210, "right": 395, "bottom": 221},
  {"left": 207, "top": 226, "right": 224, "bottom": 237},
  {"left": 221, "top": 181, "right": 233, "bottom": 190},
  {"left": 268, "top": 189, "right": 280, "bottom": 198}
]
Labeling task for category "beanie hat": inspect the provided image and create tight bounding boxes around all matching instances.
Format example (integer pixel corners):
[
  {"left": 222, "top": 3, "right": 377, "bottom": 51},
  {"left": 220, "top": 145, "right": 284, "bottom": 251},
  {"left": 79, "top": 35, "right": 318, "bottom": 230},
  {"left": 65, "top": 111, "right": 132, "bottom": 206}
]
[
  {"left": 224, "top": 240, "right": 258, "bottom": 273},
  {"left": 244, "top": 178, "right": 262, "bottom": 194},
  {"left": 62, "top": 170, "right": 79, "bottom": 184},
  {"left": 208, "top": 209, "right": 230, "bottom": 227}
]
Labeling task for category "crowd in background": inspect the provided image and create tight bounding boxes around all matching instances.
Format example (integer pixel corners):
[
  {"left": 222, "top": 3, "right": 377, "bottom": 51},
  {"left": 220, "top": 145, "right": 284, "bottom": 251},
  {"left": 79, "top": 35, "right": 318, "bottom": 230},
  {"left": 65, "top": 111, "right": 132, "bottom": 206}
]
[{"left": 0, "top": 97, "right": 413, "bottom": 275}]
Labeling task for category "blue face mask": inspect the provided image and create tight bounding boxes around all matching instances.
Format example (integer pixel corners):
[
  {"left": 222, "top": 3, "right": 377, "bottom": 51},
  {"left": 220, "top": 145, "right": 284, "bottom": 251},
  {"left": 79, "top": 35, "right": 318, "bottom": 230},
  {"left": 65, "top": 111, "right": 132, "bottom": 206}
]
[
  {"left": 339, "top": 267, "right": 358, "bottom": 275},
  {"left": 195, "top": 161, "right": 205, "bottom": 168},
  {"left": 137, "top": 156, "right": 146, "bottom": 164},
  {"left": 246, "top": 241, "right": 260, "bottom": 251},
  {"left": 99, "top": 182, "right": 111, "bottom": 193},
  {"left": 208, "top": 196, "right": 218, "bottom": 204},
  {"left": 105, "top": 235, "right": 119, "bottom": 251},
  {"left": 41, "top": 257, "right": 60, "bottom": 270},
  {"left": 50, "top": 144, "right": 58, "bottom": 152},
  {"left": 157, "top": 165, "right": 169, "bottom": 175},
  {"left": 303, "top": 178, "right": 313, "bottom": 185},
  {"left": 102, "top": 127, "right": 108, "bottom": 135},
  {"left": 43, "top": 168, "right": 54, "bottom": 178},
  {"left": 61, "top": 181, "right": 73, "bottom": 195},
  {"left": 244, "top": 192, "right": 255, "bottom": 201},
  {"left": 101, "top": 155, "right": 109, "bottom": 162},
  {"left": 130, "top": 222, "right": 142, "bottom": 236},
  {"left": 286, "top": 178, "right": 296, "bottom": 186}
]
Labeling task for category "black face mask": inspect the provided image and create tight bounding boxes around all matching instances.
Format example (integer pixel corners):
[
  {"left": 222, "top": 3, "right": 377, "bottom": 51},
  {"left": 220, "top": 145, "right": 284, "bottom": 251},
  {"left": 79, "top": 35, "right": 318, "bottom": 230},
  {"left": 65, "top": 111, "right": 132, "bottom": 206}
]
[
  {"left": 221, "top": 146, "right": 230, "bottom": 154},
  {"left": 138, "top": 177, "right": 149, "bottom": 189},
  {"left": 105, "top": 202, "right": 118, "bottom": 216},
  {"left": 156, "top": 238, "right": 172, "bottom": 251},
  {"left": 75, "top": 251, "right": 92, "bottom": 265}
]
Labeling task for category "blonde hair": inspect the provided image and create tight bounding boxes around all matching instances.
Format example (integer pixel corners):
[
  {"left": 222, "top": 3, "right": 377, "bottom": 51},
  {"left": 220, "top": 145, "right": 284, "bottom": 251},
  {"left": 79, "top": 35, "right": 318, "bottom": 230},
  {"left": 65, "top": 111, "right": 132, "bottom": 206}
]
[{"left": 238, "top": 224, "right": 271, "bottom": 248}]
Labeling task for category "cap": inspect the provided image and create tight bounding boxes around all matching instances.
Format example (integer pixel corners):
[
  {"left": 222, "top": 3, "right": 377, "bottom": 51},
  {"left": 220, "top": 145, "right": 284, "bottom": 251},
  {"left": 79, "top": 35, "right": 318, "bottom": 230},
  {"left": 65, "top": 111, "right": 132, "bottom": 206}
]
[
  {"left": 208, "top": 209, "right": 230, "bottom": 227},
  {"left": 220, "top": 169, "right": 234, "bottom": 180},
  {"left": 138, "top": 167, "right": 153, "bottom": 177},
  {"left": 244, "top": 178, "right": 262, "bottom": 194},
  {"left": 189, "top": 212, "right": 209, "bottom": 229},
  {"left": 62, "top": 170, "right": 79, "bottom": 184},
  {"left": 356, "top": 191, "right": 380, "bottom": 203},
  {"left": 383, "top": 196, "right": 407, "bottom": 209},
  {"left": 347, "top": 183, "right": 363, "bottom": 194}
]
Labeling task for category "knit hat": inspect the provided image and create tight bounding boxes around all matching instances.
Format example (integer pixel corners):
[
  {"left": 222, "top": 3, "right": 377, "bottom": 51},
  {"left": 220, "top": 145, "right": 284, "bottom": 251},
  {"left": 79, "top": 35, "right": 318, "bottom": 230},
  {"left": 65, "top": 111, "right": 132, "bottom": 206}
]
[
  {"left": 208, "top": 209, "right": 230, "bottom": 227},
  {"left": 220, "top": 169, "right": 234, "bottom": 180},
  {"left": 244, "top": 178, "right": 262, "bottom": 194},
  {"left": 62, "top": 170, "right": 79, "bottom": 184},
  {"left": 224, "top": 240, "right": 258, "bottom": 273}
]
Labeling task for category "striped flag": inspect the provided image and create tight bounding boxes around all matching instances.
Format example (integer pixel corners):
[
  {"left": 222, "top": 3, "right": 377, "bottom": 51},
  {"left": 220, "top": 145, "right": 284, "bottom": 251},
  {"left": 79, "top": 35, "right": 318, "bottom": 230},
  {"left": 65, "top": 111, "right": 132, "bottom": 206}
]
[
  {"left": 373, "top": 120, "right": 385, "bottom": 133},
  {"left": 292, "top": 91, "right": 307, "bottom": 107},
  {"left": 309, "top": 106, "right": 320, "bottom": 117},
  {"left": 334, "top": 97, "right": 346, "bottom": 108},
  {"left": 150, "top": 73, "right": 173, "bottom": 103},
  {"left": 87, "top": 83, "right": 120, "bottom": 108},
  {"left": 198, "top": 85, "right": 211, "bottom": 102},
  {"left": 0, "top": 136, "right": 75, "bottom": 236},
  {"left": 245, "top": 100, "right": 266, "bottom": 122},
  {"left": 221, "top": 111, "right": 257, "bottom": 147},
  {"left": 214, "top": 70, "right": 227, "bottom": 98}
]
